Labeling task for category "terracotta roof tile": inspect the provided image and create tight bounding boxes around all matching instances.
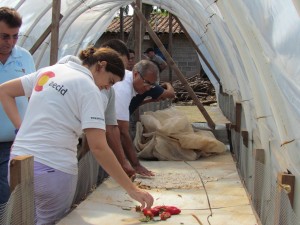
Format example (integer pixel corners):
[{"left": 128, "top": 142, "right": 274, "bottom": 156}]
[{"left": 106, "top": 14, "right": 183, "bottom": 34}]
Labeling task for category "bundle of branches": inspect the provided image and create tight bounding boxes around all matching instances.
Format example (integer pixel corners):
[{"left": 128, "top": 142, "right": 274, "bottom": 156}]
[{"left": 172, "top": 73, "right": 216, "bottom": 105}]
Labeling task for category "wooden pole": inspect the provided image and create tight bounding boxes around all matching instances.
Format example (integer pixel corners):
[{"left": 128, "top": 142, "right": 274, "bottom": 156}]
[
  {"left": 274, "top": 172, "right": 295, "bottom": 225},
  {"left": 241, "top": 129, "right": 248, "bottom": 147},
  {"left": 131, "top": 2, "right": 215, "bottom": 129},
  {"left": 173, "top": 16, "right": 220, "bottom": 85},
  {"left": 10, "top": 155, "right": 34, "bottom": 225},
  {"left": 168, "top": 13, "right": 173, "bottom": 82},
  {"left": 235, "top": 102, "right": 242, "bottom": 132},
  {"left": 277, "top": 173, "right": 295, "bottom": 208},
  {"left": 134, "top": 0, "right": 142, "bottom": 62},
  {"left": 120, "top": 7, "right": 124, "bottom": 41},
  {"left": 50, "top": 0, "right": 61, "bottom": 65}
]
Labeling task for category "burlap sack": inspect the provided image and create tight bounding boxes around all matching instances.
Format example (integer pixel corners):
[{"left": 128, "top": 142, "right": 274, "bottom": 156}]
[{"left": 134, "top": 107, "right": 226, "bottom": 160}]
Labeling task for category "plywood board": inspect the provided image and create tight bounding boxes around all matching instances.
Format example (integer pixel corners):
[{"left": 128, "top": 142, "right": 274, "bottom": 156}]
[{"left": 58, "top": 152, "right": 259, "bottom": 225}]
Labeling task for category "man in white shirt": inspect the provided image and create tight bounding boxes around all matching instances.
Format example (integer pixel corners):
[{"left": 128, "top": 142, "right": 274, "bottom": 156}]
[{"left": 113, "top": 60, "right": 159, "bottom": 177}]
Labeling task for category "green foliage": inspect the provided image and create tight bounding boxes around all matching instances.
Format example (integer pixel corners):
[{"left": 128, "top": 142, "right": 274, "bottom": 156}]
[
  {"left": 152, "top": 6, "right": 169, "bottom": 16},
  {"left": 122, "top": 5, "right": 130, "bottom": 15}
]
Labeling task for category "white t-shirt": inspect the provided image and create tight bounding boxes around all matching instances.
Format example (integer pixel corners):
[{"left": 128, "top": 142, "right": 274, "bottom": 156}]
[
  {"left": 12, "top": 61, "right": 106, "bottom": 175},
  {"left": 113, "top": 70, "right": 137, "bottom": 121},
  {"left": 101, "top": 88, "right": 117, "bottom": 125},
  {"left": 57, "top": 55, "right": 118, "bottom": 126}
]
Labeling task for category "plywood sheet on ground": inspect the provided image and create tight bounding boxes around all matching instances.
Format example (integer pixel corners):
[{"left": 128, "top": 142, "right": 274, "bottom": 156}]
[
  {"left": 58, "top": 152, "right": 259, "bottom": 225},
  {"left": 175, "top": 105, "right": 229, "bottom": 124}
]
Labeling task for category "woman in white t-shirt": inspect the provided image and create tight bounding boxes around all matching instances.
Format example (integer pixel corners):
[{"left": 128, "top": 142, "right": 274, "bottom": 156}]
[{"left": 0, "top": 46, "right": 154, "bottom": 225}]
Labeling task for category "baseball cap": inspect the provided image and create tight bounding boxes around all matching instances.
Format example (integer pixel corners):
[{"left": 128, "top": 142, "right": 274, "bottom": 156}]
[{"left": 144, "top": 47, "right": 154, "bottom": 53}]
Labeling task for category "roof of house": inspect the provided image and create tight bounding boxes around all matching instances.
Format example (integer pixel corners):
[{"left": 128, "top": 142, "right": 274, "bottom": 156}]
[{"left": 105, "top": 14, "right": 184, "bottom": 34}]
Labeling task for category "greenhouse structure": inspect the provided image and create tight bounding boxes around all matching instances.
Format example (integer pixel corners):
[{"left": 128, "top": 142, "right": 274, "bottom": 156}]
[{"left": 0, "top": 0, "right": 299, "bottom": 224}]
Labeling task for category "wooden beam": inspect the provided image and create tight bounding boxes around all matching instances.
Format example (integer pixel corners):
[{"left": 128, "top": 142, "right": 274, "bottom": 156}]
[
  {"left": 235, "top": 102, "right": 242, "bottom": 132},
  {"left": 10, "top": 155, "right": 34, "bottom": 225},
  {"left": 241, "top": 129, "right": 248, "bottom": 147},
  {"left": 134, "top": 0, "right": 142, "bottom": 62},
  {"left": 168, "top": 13, "right": 173, "bottom": 82},
  {"left": 131, "top": 2, "right": 216, "bottom": 130},
  {"left": 274, "top": 172, "right": 295, "bottom": 225},
  {"left": 173, "top": 16, "right": 220, "bottom": 85},
  {"left": 29, "top": 14, "right": 63, "bottom": 55},
  {"left": 120, "top": 7, "right": 124, "bottom": 41},
  {"left": 50, "top": 0, "right": 61, "bottom": 65},
  {"left": 277, "top": 173, "right": 295, "bottom": 208}
]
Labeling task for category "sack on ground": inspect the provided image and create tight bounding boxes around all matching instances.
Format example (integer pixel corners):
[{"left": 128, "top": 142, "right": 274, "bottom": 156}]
[{"left": 134, "top": 107, "right": 226, "bottom": 161}]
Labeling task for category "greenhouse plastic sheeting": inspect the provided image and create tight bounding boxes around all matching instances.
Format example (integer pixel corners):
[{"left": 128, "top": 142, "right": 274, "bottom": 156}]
[{"left": 1, "top": 0, "right": 299, "bottom": 218}]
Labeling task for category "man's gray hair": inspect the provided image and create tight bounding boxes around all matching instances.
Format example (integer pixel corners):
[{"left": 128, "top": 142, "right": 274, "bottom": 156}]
[{"left": 133, "top": 60, "right": 159, "bottom": 79}]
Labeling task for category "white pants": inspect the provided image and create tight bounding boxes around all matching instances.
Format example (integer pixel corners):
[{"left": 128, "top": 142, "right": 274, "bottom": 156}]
[{"left": 33, "top": 161, "right": 77, "bottom": 225}]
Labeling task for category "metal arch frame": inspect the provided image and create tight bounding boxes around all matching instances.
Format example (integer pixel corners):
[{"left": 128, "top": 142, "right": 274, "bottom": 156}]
[
  {"left": 59, "top": 0, "right": 128, "bottom": 51},
  {"left": 35, "top": 1, "right": 122, "bottom": 67},
  {"left": 73, "top": 8, "right": 116, "bottom": 54},
  {"left": 18, "top": 4, "right": 53, "bottom": 46},
  {"left": 14, "top": 0, "right": 26, "bottom": 10},
  {"left": 34, "top": 0, "right": 84, "bottom": 67}
]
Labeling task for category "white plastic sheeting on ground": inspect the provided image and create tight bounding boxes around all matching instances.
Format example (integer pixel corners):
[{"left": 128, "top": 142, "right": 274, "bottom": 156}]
[{"left": 1, "top": 0, "right": 299, "bottom": 218}]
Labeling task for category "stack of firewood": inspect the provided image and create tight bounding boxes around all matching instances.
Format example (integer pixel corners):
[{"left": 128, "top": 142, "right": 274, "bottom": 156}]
[{"left": 171, "top": 74, "right": 216, "bottom": 105}]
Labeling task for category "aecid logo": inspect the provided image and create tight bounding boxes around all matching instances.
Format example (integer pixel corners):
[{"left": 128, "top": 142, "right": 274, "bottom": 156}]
[
  {"left": 35, "top": 71, "right": 55, "bottom": 91},
  {"left": 35, "top": 71, "right": 68, "bottom": 96}
]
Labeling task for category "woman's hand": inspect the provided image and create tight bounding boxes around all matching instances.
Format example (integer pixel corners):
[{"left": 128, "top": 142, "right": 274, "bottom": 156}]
[{"left": 127, "top": 186, "right": 154, "bottom": 209}]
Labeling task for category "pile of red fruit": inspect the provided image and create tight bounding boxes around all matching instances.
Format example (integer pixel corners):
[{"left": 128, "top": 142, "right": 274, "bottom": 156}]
[{"left": 137, "top": 205, "right": 181, "bottom": 222}]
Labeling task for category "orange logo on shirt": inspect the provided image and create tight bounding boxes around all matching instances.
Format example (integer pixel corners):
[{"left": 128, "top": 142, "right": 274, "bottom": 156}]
[{"left": 35, "top": 71, "right": 55, "bottom": 91}]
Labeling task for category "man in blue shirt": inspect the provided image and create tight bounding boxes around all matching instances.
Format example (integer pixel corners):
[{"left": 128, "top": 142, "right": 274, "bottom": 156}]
[{"left": 0, "top": 7, "right": 35, "bottom": 204}]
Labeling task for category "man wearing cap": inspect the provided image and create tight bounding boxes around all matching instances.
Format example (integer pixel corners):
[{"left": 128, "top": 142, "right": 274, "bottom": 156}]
[{"left": 144, "top": 47, "right": 167, "bottom": 73}]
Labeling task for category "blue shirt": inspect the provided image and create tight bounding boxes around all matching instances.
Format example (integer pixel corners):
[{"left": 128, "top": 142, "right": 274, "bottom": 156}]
[
  {"left": 129, "top": 84, "right": 164, "bottom": 115},
  {"left": 0, "top": 45, "right": 35, "bottom": 142}
]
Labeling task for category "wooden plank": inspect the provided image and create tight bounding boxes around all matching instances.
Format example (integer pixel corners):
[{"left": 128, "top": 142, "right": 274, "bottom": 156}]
[
  {"left": 235, "top": 102, "right": 242, "bottom": 132},
  {"left": 119, "top": 7, "right": 124, "bottom": 41},
  {"left": 274, "top": 172, "right": 295, "bottom": 225},
  {"left": 168, "top": 13, "right": 173, "bottom": 82},
  {"left": 134, "top": 0, "right": 142, "bottom": 62},
  {"left": 277, "top": 173, "right": 295, "bottom": 208},
  {"left": 58, "top": 152, "right": 259, "bottom": 225},
  {"left": 241, "top": 129, "right": 249, "bottom": 148},
  {"left": 50, "top": 0, "right": 61, "bottom": 65},
  {"left": 10, "top": 155, "right": 34, "bottom": 225}
]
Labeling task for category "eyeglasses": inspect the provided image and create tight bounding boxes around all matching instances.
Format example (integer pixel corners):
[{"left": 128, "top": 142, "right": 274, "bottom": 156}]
[
  {"left": 138, "top": 71, "right": 156, "bottom": 88},
  {"left": 0, "top": 33, "right": 19, "bottom": 41}
]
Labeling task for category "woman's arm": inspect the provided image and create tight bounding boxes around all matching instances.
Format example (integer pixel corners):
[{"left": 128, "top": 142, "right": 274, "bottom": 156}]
[
  {"left": 84, "top": 128, "right": 154, "bottom": 209},
  {"left": 0, "top": 78, "right": 25, "bottom": 129}
]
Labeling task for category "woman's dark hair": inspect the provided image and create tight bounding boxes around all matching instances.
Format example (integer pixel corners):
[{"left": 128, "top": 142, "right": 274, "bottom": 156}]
[
  {"left": 79, "top": 46, "right": 125, "bottom": 80},
  {"left": 0, "top": 7, "right": 22, "bottom": 28}
]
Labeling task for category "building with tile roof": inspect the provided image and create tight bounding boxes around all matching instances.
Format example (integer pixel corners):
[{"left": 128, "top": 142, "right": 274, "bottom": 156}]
[{"left": 96, "top": 14, "right": 201, "bottom": 81}]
